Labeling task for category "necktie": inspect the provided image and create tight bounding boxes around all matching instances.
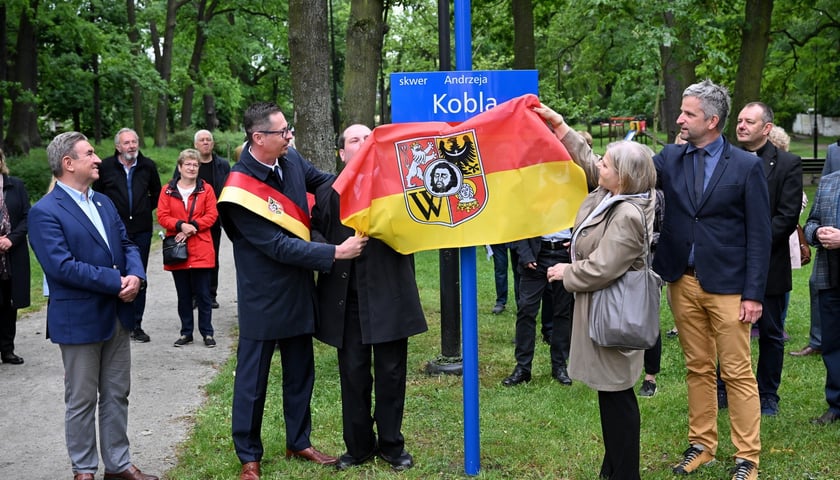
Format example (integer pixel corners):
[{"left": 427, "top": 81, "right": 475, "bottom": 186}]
[
  {"left": 273, "top": 164, "right": 284, "bottom": 189},
  {"left": 694, "top": 149, "right": 706, "bottom": 200}
]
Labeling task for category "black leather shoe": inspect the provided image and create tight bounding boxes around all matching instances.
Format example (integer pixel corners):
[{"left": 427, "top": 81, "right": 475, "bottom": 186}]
[
  {"left": 335, "top": 450, "right": 376, "bottom": 471},
  {"left": 1, "top": 352, "right": 24, "bottom": 365},
  {"left": 501, "top": 367, "right": 531, "bottom": 386},
  {"left": 379, "top": 450, "right": 414, "bottom": 471},
  {"left": 552, "top": 366, "right": 572, "bottom": 386},
  {"left": 811, "top": 410, "right": 840, "bottom": 425}
]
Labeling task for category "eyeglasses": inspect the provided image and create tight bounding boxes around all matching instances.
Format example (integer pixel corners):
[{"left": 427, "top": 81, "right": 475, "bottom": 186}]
[{"left": 259, "top": 126, "right": 294, "bottom": 137}]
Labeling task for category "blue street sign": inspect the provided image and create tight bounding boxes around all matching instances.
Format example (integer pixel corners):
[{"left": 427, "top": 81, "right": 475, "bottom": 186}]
[{"left": 391, "top": 70, "right": 538, "bottom": 123}]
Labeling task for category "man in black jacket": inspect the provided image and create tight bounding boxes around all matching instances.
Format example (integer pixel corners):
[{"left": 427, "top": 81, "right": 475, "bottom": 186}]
[
  {"left": 312, "top": 124, "right": 427, "bottom": 472},
  {"left": 93, "top": 128, "right": 162, "bottom": 343},
  {"left": 724, "top": 102, "right": 802, "bottom": 416}
]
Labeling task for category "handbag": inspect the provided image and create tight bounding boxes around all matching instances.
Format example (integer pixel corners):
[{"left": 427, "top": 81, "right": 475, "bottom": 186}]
[
  {"left": 796, "top": 224, "right": 811, "bottom": 266},
  {"left": 589, "top": 201, "right": 663, "bottom": 350},
  {"left": 161, "top": 193, "right": 198, "bottom": 265},
  {"left": 162, "top": 236, "right": 188, "bottom": 265}
]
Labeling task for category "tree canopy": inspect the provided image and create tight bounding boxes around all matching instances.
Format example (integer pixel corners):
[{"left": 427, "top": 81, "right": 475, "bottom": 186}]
[{"left": 1, "top": 0, "right": 837, "bottom": 156}]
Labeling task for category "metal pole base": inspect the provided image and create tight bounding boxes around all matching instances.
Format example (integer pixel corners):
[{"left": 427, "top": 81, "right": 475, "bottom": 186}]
[{"left": 425, "top": 355, "right": 463, "bottom": 375}]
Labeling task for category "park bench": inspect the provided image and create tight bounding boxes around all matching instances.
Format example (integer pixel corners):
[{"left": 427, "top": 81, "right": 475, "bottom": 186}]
[{"left": 802, "top": 157, "right": 824, "bottom": 185}]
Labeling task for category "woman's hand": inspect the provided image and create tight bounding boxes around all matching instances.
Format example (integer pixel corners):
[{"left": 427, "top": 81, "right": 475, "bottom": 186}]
[
  {"left": 179, "top": 222, "right": 198, "bottom": 239},
  {"left": 547, "top": 263, "right": 567, "bottom": 282},
  {"left": 0, "top": 235, "right": 12, "bottom": 253}
]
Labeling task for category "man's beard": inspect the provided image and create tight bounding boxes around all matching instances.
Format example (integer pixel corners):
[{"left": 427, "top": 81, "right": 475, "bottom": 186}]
[{"left": 123, "top": 151, "right": 138, "bottom": 162}]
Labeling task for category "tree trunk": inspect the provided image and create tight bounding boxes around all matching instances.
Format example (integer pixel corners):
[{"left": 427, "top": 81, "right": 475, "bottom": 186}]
[
  {"left": 180, "top": 0, "right": 214, "bottom": 130},
  {"left": 92, "top": 53, "right": 103, "bottom": 144},
  {"left": 4, "top": 0, "right": 40, "bottom": 155},
  {"left": 127, "top": 0, "right": 145, "bottom": 148},
  {"left": 289, "top": 0, "right": 336, "bottom": 172},
  {"left": 659, "top": 11, "right": 697, "bottom": 143},
  {"left": 0, "top": 3, "right": 7, "bottom": 147},
  {"left": 512, "top": 0, "right": 535, "bottom": 70},
  {"left": 152, "top": 0, "right": 186, "bottom": 147},
  {"left": 342, "top": 0, "right": 385, "bottom": 128},
  {"left": 203, "top": 92, "right": 218, "bottom": 131},
  {"left": 728, "top": 0, "right": 774, "bottom": 139}
]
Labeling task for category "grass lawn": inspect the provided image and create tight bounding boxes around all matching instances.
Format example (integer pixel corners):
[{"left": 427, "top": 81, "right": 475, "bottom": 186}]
[
  {"left": 166, "top": 225, "right": 839, "bottom": 479},
  {"left": 15, "top": 136, "right": 840, "bottom": 479}
]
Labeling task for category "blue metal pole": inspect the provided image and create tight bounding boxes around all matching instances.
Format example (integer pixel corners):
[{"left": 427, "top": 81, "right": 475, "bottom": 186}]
[{"left": 453, "top": 0, "right": 479, "bottom": 475}]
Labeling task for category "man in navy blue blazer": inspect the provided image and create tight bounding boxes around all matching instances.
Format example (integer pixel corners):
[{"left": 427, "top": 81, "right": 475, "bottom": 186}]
[
  {"left": 653, "top": 80, "right": 770, "bottom": 480},
  {"left": 29, "top": 132, "right": 157, "bottom": 480},
  {"left": 218, "top": 103, "right": 367, "bottom": 480}
]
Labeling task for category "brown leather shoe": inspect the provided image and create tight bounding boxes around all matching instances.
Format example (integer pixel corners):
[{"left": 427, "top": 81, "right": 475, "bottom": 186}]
[
  {"left": 74, "top": 474, "right": 95, "bottom": 480},
  {"left": 789, "top": 346, "right": 821, "bottom": 357},
  {"left": 285, "top": 446, "right": 338, "bottom": 465},
  {"left": 239, "top": 461, "right": 260, "bottom": 480},
  {"left": 103, "top": 464, "right": 159, "bottom": 480}
]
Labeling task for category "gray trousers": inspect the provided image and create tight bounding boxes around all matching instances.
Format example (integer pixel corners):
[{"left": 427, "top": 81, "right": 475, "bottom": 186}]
[
  {"left": 60, "top": 321, "right": 132, "bottom": 474},
  {"left": 809, "top": 272, "right": 824, "bottom": 349}
]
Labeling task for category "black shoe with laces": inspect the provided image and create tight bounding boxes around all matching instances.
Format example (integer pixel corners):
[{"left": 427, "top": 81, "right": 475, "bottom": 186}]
[
  {"left": 131, "top": 328, "right": 151, "bottom": 343},
  {"left": 203, "top": 336, "right": 216, "bottom": 348},
  {"left": 729, "top": 459, "right": 757, "bottom": 480},
  {"left": 760, "top": 396, "right": 779, "bottom": 416},
  {"left": 174, "top": 335, "right": 193, "bottom": 347}
]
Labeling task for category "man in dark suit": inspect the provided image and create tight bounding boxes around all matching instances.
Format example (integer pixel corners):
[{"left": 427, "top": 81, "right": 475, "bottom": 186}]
[
  {"left": 312, "top": 124, "right": 427, "bottom": 472},
  {"left": 653, "top": 80, "right": 770, "bottom": 480},
  {"left": 728, "top": 102, "right": 802, "bottom": 417},
  {"left": 29, "top": 132, "right": 157, "bottom": 480},
  {"left": 217, "top": 103, "right": 367, "bottom": 480},
  {"left": 93, "top": 128, "right": 162, "bottom": 343}
]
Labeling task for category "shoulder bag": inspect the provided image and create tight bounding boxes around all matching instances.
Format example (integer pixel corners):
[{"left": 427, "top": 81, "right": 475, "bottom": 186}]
[
  {"left": 161, "top": 193, "right": 198, "bottom": 265},
  {"left": 796, "top": 224, "right": 811, "bottom": 266},
  {"left": 589, "top": 201, "right": 663, "bottom": 350}
]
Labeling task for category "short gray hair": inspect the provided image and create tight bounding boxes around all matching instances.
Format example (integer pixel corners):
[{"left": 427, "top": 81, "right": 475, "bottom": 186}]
[
  {"left": 683, "top": 79, "right": 731, "bottom": 132},
  {"left": 194, "top": 129, "right": 213, "bottom": 143},
  {"left": 47, "top": 132, "right": 88, "bottom": 177},
  {"left": 114, "top": 127, "right": 138, "bottom": 145}
]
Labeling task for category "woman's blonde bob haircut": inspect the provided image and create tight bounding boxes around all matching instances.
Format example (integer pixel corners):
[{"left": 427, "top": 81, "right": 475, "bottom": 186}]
[{"left": 604, "top": 140, "right": 656, "bottom": 195}]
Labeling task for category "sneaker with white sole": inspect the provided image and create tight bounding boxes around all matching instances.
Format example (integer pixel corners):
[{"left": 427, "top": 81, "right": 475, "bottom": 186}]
[
  {"left": 673, "top": 445, "right": 716, "bottom": 474},
  {"left": 173, "top": 335, "right": 193, "bottom": 347},
  {"left": 203, "top": 336, "right": 216, "bottom": 348},
  {"left": 730, "top": 459, "right": 757, "bottom": 480}
]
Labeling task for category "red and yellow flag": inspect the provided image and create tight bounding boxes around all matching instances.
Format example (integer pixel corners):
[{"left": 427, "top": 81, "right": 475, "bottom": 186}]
[{"left": 333, "top": 94, "right": 588, "bottom": 254}]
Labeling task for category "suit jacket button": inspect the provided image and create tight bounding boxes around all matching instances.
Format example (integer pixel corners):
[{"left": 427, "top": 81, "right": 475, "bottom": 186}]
[
  {"left": 340, "top": 272, "right": 348, "bottom": 279},
  {"left": 338, "top": 300, "right": 345, "bottom": 307}
]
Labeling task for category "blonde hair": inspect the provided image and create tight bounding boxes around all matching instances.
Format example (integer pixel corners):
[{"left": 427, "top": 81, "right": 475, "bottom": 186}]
[
  {"left": 177, "top": 148, "right": 201, "bottom": 166},
  {"left": 768, "top": 126, "right": 790, "bottom": 152},
  {"left": 0, "top": 148, "right": 8, "bottom": 175},
  {"left": 604, "top": 141, "right": 656, "bottom": 194}
]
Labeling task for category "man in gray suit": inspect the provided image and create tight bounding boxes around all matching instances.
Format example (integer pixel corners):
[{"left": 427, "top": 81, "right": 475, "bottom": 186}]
[{"left": 792, "top": 139, "right": 840, "bottom": 358}]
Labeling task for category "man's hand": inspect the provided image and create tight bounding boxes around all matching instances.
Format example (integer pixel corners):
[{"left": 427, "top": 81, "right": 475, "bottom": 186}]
[
  {"left": 119, "top": 275, "right": 142, "bottom": 303},
  {"left": 739, "top": 299, "right": 763, "bottom": 324},
  {"left": 816, "top": 226, "right": 840, "bottom": 250},
  {"left": 335, "top": 234, "right": 368, "bottom": 260}
]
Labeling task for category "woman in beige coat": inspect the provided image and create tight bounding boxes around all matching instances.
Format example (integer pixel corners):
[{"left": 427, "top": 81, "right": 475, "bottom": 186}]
[{"left": 537, "top": 105, "right": 656, "bottom": 480}]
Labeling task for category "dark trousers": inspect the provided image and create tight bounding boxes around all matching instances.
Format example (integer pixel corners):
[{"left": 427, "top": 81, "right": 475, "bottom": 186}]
[
  {"left": 338, "top": 293, "right": 408, "bottom": 459},
  {"left": 756, "top": 293, "right": 786, "bottom": 402},
  {"left": 643, "top": 333, "right": 662, "bottom": 375},
  {"left": 232, "top": 335, "right": 315, "bottom": 462},
  {"left": 171, "top": 268, "right": 213, "bottom": 337},
  {"left": 0, "top": 279, "right": 17, "bottom": 354},
  {"left": 128, "top": 231, "right": 151, "bottom": 329},
  {"left": 210, "top": 223, "right": 222, "bottom": 299},
  {"left": 598, "top": 388, "right": 641, "bottom": 480},
  {"left": 515, "top": 247, "right": 572, "bottom": 372},
  {"left": 818, "top": 288, "right": 840, "bottom": 414},
  {"left": 491, "top": 244, "right": 519, "bottom": 307}
]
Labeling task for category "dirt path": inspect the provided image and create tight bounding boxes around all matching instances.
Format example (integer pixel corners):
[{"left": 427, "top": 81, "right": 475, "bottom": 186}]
[{"left": 0, "top": 235, "right": 238, "bottom": 479}]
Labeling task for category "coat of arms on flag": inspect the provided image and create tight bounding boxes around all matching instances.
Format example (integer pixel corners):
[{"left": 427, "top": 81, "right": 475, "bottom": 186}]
[{"left": 397, "top": 131, "right": 486, "bottom": 227}]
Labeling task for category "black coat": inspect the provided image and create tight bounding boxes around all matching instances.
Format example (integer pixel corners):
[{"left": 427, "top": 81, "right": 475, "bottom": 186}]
[
  {"left": 312, "top": 180, "right": 427, "bottom": 347},
  {"left": 2, "top": 175, "right": 30, "bottom": 309},
  {"left": 758, "top": 141, "right": 802, "bottom": 296},
  {"left": 93, "top": 151, "right": 162, "bottom": 234}
]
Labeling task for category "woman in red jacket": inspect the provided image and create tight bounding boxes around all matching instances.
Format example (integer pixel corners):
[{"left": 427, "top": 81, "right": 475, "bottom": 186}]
[{"left": 157, "top": 149, "right": 219, "bottom": 347}]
